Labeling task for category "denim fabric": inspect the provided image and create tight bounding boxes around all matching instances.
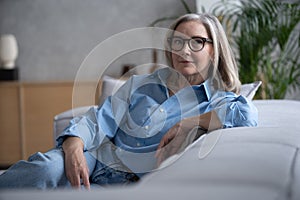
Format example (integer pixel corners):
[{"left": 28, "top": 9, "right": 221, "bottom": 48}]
[
  {"left": 91, "top": 161, "right": 139, "bottom": 186},
  {"left": 0, "top": 148, "right": 139, "bottom": 189},
  {"left": 0, "top": 149, "right": 96, "bottom": 189}
]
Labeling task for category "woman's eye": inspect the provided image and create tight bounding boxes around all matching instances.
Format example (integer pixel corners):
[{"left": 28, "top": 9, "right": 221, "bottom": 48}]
[
  {"left": 193, "top": 38, "right": 204, "bottom": 44},
  {"left": 173, "top": 39, "right": 182, "bottom": 45}
]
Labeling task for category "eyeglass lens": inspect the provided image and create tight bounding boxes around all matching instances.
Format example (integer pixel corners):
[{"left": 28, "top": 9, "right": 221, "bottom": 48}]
[{"left": 171, "top": 37, "right": 206, "bottom": 52}]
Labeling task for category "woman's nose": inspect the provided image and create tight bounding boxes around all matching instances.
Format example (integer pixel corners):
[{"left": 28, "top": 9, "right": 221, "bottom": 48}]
[{"left": 181, "top": 42, "right": 191, "bottom": 55}]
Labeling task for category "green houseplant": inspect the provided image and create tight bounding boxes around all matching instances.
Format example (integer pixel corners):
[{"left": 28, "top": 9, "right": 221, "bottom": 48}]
[{"left": 212, "top": 0, "right": 300, "bottom": 99}]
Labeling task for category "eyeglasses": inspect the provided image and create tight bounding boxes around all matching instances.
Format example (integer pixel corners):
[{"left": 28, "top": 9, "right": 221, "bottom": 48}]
[{"left": 168, "top": 36, "right": 213, "bottom": 52}]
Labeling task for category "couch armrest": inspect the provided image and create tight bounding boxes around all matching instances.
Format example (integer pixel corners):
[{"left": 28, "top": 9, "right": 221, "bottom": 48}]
[{"left": 53, "top": 105, "right": 97, "bottom": 144}]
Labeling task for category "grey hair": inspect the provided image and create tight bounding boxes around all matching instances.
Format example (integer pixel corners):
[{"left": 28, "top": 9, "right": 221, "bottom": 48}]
[{"left": 165, "top": 13, "right": 241, "bottom": 93}]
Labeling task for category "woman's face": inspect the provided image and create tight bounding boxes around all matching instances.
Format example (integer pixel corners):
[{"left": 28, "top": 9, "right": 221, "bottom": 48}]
[{"left": 171, "top": 21, "right": 213, "bottom": 84}]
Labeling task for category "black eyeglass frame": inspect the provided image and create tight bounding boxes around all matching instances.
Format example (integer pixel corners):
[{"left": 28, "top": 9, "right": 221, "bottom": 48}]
[{"left": 168, "top": 36, "right": 213, "bottom": 52}]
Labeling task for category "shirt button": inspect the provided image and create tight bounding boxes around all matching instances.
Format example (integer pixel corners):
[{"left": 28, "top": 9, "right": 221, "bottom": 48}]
[
  {"left": 117, "top": 148, "right": 123, "bottom": 153},
  {"left": 159, "top": 108, "right": 164, "bottom": 113},
  {"left": 144, "top": 125, "right": 149, "bottom": 130}
]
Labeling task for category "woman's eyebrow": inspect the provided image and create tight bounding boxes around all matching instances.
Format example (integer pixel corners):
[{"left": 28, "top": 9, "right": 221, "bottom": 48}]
[{"left": 172, "top": 35, "right": 208, "bottom": 38}]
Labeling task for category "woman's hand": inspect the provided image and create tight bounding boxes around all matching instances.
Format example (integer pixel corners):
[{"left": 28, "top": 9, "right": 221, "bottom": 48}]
[
  {"left": 155, "top": 111, "right": 222, "bottom": 167},
  {"left": 62, "top": 137, "right": 90, "bottom": 190},
  {"left": 155, "top": 118, "right": 197, "bottom": 167}
]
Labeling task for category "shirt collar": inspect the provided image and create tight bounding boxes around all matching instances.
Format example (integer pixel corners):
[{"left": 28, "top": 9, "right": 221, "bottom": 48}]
[
  {"left": 193, "top": 79, "right": 212, "bottom": 101},
  {"left": 156, "top": 67, "right": 213, "bottom": 101}
]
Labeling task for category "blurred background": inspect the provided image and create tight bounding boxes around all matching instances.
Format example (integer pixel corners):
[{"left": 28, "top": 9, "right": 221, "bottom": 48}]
[{"left": 0, "top": 0, "right": 201, "bottom": 80}]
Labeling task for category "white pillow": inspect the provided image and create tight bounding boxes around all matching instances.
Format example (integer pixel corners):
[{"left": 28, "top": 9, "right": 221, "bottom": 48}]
[
  {"left": 98, "top": 75, "right": 127, "bottom": 105},
  {"left": 240, "top": 81, "right": 262, "bottom": 100}
]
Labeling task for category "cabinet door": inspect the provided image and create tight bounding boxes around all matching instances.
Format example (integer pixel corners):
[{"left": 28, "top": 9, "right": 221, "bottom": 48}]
[
  {"left": 0, "top": 83, "right": 22, "bottom": 166},
  {"left": 21, "top": 82, "right": 98, "bottom": 158}
]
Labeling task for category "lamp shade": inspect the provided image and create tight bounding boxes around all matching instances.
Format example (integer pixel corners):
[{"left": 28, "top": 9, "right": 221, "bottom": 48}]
[{"left": 0, "top": 34, "right": 18, "bottom": 69}]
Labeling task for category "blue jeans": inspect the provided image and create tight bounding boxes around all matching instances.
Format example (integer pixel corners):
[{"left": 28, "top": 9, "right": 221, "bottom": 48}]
[{"left": 0, "top": 148, "right": 139, "bottom": 189}]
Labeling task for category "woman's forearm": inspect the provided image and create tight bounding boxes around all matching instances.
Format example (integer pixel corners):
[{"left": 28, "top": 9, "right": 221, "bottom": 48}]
[
  {"left": 62, "top": 136, "right": 84, "bottom": 153},
  {"left": 189, "top": 111, "right": 222, "bottom": 131}
]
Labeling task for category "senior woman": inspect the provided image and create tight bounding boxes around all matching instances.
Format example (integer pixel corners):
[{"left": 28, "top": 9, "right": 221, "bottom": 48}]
[{"left": 0, "top": 13, "right": 257, "bottom": 189}]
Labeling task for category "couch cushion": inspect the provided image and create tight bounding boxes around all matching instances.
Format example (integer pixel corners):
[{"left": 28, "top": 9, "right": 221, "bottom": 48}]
[{"left": 240, "top": 81, "right": 262, "bottom": 100}]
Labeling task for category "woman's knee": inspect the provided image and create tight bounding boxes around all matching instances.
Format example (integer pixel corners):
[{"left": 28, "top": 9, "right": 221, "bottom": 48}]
[
  {"left": 0, "top": 149, "right": 67, "bottom": 189},
  {"left": 27, "top": 149, "right": 66, "bottom": 179}
]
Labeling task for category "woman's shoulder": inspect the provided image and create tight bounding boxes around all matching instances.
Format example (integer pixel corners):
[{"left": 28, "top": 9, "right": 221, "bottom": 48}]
[
  {"left": 210, "top": 89, "right": 253, "bottom": 106},
  {"left": 129, "top": 67, "right": 169, "bottom": 83}
]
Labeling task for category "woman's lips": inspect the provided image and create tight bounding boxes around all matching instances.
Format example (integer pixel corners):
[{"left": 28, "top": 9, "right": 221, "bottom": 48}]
[{"left": 179, "top": 60, "right": 193, "bottom": 63}]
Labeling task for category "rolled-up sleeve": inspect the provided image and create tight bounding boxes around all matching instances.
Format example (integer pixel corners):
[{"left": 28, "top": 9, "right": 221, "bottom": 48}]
[
  {"left": 56, "top": 97, "right": 119, "bottom": 151},
  {"left": 214, "top": 95, "right": 258, "bottom": 128}
]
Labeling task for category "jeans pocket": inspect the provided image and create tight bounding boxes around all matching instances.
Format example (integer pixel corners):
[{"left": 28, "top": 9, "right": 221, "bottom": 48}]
[{"left": 91, "top": 161, "right": 139, "bottom": 186}]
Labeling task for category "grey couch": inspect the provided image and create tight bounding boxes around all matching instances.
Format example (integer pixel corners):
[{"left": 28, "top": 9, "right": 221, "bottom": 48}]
[{"left": 1, "top": 87, "right": 300, "bottom": 200}]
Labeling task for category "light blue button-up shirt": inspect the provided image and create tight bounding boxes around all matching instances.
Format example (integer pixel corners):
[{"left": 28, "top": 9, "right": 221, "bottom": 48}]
[{"left": 57, "top": 67, "right": 258, "bottom": 173}]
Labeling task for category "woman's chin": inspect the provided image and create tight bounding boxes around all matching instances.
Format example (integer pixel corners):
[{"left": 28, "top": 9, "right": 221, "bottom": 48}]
[
  {"left": 175, "top": 67, "right": 207, "bottom": 84},
  {"left": 177, "top": 68, "right": 199, "bottom": 77}
]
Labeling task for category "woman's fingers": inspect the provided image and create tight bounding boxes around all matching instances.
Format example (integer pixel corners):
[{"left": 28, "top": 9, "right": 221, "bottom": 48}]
[
  {"left": 155, "top": 127, "right": 177, "bottom": 158},
  {"left": 156, "top": 121, "right": 192, "bottom": 166},
  {"left": 81, "top": 168, "right": 90, "bottom": 190},
  {"left": 155, "top": 126, "right": 179, "bottom": 166},
  {"left": 155, "top": 136, "right": 168, "bottom": 157},
  {"left": 156, "top": 137, "right": 183, "bottom": 166},
  {"left": 62, "top": 137, "right": 90, "bottom": 189},
  {"left": 65, "top": 154, "right": 90, "bottom": 189},
  {"left": 65, "top": 161, "right": 81, "bottom": 188}
]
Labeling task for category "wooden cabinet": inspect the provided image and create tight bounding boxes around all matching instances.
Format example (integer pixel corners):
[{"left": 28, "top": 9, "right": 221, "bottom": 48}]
[
  {"left": 0, "top": 82, "right": 22, "bottom": 166},
  {"left": 0, "top": 81, "right": 100, "bottom": 167}
]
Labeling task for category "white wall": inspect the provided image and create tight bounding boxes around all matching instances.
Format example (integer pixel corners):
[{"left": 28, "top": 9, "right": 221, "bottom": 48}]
[{"left": 0, "top": 0, "right": 196, "bottom": 81}]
